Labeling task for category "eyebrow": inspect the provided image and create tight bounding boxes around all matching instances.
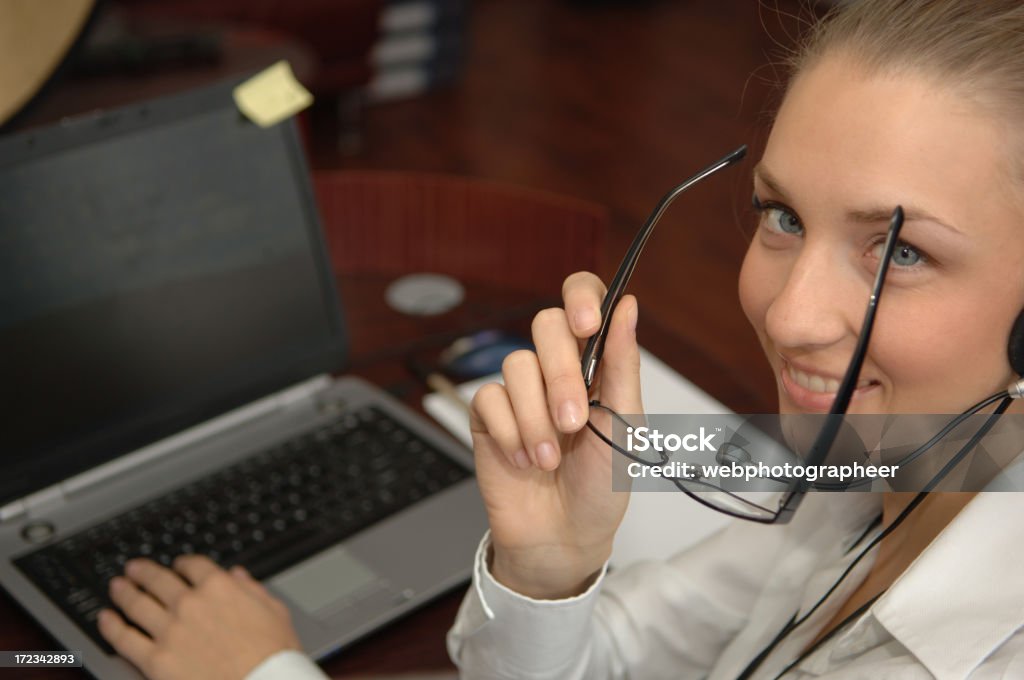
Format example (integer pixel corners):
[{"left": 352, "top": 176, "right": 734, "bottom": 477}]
[{"left": 752, "top": 163, "right": 965, "bottom": 238}]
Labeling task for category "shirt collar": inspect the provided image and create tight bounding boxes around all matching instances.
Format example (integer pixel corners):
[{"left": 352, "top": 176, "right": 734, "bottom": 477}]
[{"left": 871, "top": 492, "right": 1024, "bottom": 680}]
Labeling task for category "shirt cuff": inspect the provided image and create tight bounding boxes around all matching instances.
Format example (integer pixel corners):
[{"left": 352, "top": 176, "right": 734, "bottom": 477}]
[
  {"left": 447, "top": 531, "right": 608, "bottom": 678},
  {"left": 244, "top": 650, "right": 329, "bottom": 680}
]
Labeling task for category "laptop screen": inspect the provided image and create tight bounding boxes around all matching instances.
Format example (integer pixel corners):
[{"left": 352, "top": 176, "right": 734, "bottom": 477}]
[{"left": 0, "top": 80, "right": 347, "bottom": 507}]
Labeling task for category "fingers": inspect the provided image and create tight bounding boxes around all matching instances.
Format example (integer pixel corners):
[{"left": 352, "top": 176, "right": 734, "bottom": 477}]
[
  {"left": 596, "top": 295, "right": 642, "bottom": 414},
  {"left": 97, "top": 608, "right": 156, "bottom": 669},
  {"left": 124, "top": 559, "right": 189, "bottom": 609},
  {"left": 562, "top": 271, "right": 607, "bottom": 337},
  {"left": 230, "top": 566, "right": 278, "bottom": 607},
  {"left": 108, "top": 575, "right": 171, "bottom": 636},
  {"left": 230, "top": 565, "right": 261, "bottom": 593},
  {"left": 502, "top": 350, "right": 562, "bottom": 471},
  {"left": 469, "top": 272, "right": 627, "bottom": 474},
  {"left": 172, "top": 554, "right": 220, "bottom": 586},
  {"left": 470, "top": 383, "right": 529, "bottom": 470},
  {"left": 532, "top": 308, "right": 589, "bottom": 433},
  {"left": 100, "top": 557, "right": 296, "bottom": 679}
]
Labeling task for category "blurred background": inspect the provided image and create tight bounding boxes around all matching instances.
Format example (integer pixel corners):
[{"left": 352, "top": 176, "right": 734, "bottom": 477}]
[
  {"left": 1, "top": 2, "right": 831, "bottom": 674},
  {"left": 6, "top": 0, "right": 819, "bottom": 413}
]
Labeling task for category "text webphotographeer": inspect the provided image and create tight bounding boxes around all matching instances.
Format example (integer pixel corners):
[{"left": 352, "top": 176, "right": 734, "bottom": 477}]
[{"left": 626, "top": 460, "right": 900, "bottom": 483}]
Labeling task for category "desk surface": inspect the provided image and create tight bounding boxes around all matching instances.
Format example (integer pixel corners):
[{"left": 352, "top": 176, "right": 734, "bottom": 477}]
[{"left": 0, "top": 273, "right": 769, "bottom": 679}]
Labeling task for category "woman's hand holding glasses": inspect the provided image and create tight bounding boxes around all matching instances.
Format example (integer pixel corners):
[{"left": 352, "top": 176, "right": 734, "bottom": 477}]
[{"left": 469, "top": 272, "right": 643, "bottom": 600}]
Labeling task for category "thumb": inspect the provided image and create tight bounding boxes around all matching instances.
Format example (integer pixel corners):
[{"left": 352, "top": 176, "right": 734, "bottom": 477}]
[{"left": 595, "top": 295, "right": 642, "bottom": 416}]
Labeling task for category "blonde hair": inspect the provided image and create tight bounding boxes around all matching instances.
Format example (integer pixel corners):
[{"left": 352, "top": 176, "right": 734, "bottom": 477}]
[{"left": 790, "top": 0, "right": 1024, "bottom": 123}]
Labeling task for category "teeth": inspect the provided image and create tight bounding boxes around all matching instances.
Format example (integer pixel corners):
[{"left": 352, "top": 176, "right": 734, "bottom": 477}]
[{"left": 787, "top": 364, "right": 870, "bottom": 393}]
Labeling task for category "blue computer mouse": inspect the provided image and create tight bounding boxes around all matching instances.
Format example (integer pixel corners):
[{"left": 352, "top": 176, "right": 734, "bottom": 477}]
[{"left": 439, "top": 330, "right": 535, "bottom": 379}]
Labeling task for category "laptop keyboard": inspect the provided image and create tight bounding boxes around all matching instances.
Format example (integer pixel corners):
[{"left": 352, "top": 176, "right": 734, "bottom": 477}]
[{"left": 14, "top": 405, "right": 471, "bottom": 654}]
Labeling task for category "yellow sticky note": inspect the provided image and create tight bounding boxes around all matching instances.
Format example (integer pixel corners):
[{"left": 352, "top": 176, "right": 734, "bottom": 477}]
[{"left": 233, "top": 61, "right": 313, "bottom": 128}]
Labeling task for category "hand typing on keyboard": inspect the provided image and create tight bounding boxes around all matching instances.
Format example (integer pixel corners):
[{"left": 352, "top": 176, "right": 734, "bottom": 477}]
[
  {"left": 97, "top": 555, "right": 301, "bottom": 680},
  {"left": 14, "top": 406, "right": 470, "bottom": 671}
]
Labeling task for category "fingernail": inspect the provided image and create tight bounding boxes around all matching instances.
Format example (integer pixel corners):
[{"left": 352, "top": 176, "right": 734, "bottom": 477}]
[
  {"left": 536, "top": 442, "right": 558, "bottom": 470},
  {"left": 98, "top": 609, "right": 113, "bottom": 626},
  {"left": 109, "top": 577, "right": 123, "bottom": 592},
  {"left": 125, "top": 560, "right": 140, "bottom": 575},
  {"left": 513, "top": 449, "right": 530, "bottom": 469},
  {"left": 558, "top": 400, "right": 581, "bottom": 431},
  {"left": 629, "top": 302, "right": 638, "bottom": 333},
  {"left": 574, "top": 308, "right": 597, "bottom": 332}
]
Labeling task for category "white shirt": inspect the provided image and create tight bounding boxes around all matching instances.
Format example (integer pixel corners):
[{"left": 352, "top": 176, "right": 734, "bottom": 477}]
[
  {"left": 446, "top": 492, "right": 1024, "bottom": 680},
  {"left": 246, "top": 650, "right": 327, "bottom": 680}
]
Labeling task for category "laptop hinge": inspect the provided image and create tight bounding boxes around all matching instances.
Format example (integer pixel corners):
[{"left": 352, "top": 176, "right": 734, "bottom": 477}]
[
  {"left": 0, "top": 375, "right": 332, "bottom": 524},
  {"left": 0, "top": 486, "right": 64, "bottom": 524}
]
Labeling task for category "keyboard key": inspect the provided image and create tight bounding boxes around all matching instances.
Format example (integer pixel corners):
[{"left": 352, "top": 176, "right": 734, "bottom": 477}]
[{"left": 14, "top": 406, "right": 471, "bottom": 654}]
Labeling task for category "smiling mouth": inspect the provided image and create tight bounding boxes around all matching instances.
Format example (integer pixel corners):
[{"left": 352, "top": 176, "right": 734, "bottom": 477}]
[{"left": 784, "top": 362, "right": 877, "bottom": 394}]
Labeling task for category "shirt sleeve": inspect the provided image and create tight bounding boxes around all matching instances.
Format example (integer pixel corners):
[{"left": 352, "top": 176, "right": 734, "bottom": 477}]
[
  {"left": 446, "top": 531, "right": 611, "bottom": 679},
  {"left": 244, "top": 650, "right": 330, "bottom": 680},
  {"left": 448, "top": 518, "right": 793, "bottom": 680}
]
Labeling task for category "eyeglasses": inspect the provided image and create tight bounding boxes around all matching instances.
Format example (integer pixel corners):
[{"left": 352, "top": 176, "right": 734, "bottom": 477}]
[{"left": 582, "top": 146, "right": 907, "bottom": 524}]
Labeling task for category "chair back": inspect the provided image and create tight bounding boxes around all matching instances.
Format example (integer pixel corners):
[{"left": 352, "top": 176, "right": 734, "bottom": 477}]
[{"left": 313, "top": 170, "right": 609, "bottom": 296}]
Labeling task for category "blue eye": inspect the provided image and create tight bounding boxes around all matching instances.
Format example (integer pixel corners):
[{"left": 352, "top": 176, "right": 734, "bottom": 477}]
[
  {"left": 752, "top": 195, "right": 802, "bottom": 236},
  {"left": 767, "top": 207, "right": 803, "bottom": 235},
  {"left": 873, "top": 241, "right": 926, "bottom": 268}
]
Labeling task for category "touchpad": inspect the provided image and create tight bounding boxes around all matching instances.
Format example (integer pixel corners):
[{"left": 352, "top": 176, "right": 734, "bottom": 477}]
[{"left": 271, "top": 547, "right": 382, "bottom": 618}]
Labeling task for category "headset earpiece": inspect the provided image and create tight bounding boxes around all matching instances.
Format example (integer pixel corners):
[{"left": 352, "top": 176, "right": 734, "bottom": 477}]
[{"left": 1009, "top": 308, "right": 1024, "bottom": 375}]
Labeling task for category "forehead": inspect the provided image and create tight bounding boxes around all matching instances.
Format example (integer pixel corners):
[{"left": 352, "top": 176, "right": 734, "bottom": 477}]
[{"left": 761, "top": 56, "right": 1020, "bottom": 238}]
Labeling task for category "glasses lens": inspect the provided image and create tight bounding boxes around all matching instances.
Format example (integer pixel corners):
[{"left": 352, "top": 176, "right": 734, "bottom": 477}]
[
  {"left": 673, "top": 483, "right": 789, "bottom": 522},
  {"left": 590, "top": 403, "right": 795, "bottom": 522}
]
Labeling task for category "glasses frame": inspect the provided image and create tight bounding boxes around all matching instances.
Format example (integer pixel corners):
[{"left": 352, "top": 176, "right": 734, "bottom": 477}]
[
  {"left": 582, "top": 144, "right": 907, "bottom": 523},
  {"left": 580, "top": 145, "right": 748, "bottom": 389}
]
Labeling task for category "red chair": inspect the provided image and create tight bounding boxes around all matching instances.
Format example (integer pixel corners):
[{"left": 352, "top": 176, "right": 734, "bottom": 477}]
[{"left": 313, "top": 170, "right": 609, "bottom": 297}]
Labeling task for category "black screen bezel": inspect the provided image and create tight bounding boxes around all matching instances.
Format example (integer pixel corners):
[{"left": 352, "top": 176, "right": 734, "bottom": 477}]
[{"left": 0, "top": 77, "right": 348, "bottom": 507}]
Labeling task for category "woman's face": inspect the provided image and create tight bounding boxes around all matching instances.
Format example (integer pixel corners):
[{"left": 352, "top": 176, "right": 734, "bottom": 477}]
[{"left": 739, "top": 55, "right": 1024, "bottom": 415}]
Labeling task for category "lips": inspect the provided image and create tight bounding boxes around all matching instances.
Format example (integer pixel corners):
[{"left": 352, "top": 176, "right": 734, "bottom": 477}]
[
  {"left": 779, "top": 358, "right": 880, "bottom": 411},
  {"left": 785, "top": 363, "right": 874, "bottom": 393}
]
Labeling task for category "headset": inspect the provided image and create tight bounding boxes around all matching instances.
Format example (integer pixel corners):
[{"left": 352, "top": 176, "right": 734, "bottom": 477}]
[
  {"left": 1010, "top": 309, "right": 1024, "bottom": 376},
  {"left": 734, "top": 313, "right": 1024, "bottom": 679}
]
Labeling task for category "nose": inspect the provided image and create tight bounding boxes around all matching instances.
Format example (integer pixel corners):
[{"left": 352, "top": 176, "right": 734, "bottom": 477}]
[{"left": 764, "top": 241, "right": 862, "bottom": 353}]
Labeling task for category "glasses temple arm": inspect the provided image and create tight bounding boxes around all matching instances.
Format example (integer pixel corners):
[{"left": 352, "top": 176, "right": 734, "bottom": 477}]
[
  {"left": 801, "top": 206, "right": 904, "bottom": 478},
  {"left": 581, "top": 144, "right": 748, "bottom": 388}
]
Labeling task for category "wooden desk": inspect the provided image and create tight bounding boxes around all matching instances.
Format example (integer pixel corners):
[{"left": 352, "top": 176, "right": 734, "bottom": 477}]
[{"left": 0, "top": 273, "right": 768, "bottom": 679}]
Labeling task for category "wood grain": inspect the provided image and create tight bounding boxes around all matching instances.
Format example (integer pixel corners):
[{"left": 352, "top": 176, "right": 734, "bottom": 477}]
[{"left": 313, "top": 0, "right": 814, "bottom": 415}]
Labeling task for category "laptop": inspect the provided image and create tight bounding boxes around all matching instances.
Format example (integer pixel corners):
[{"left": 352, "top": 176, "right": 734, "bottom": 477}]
[{"left": 0, "top": 78, "right": 487, "bottom": 679}]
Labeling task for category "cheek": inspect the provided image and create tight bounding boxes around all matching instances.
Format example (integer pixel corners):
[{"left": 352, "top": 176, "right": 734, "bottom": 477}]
[
  {"left": 738, "top": 244, "right": 777, "bottom": 339},
  {"left": 870, "top": 295, "right": 1016, "bottom": 410}
]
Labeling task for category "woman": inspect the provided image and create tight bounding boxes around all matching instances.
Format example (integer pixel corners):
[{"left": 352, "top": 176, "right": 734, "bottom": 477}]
[
  {"left": 448, "top": 0, "right": 1024, "bottom": 678},
  {"left": 96, "top": 1, "right": 1024, "bottom": 678}
]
